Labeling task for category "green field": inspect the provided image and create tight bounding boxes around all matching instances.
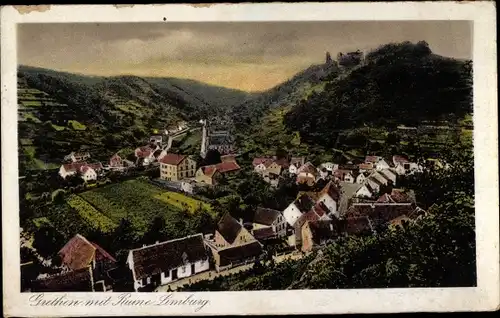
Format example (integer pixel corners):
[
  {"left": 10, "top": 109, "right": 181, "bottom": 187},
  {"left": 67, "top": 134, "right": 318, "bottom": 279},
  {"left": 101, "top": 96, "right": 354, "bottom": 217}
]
[
  {"left": 67, "top": 194, "right": 117, "bottom": 232},
  {"left": 154, "top": 191, "right": 212, "bottom": 214},
  {"left": 78, "top": 179, "right": 198, "bottom": 233}
]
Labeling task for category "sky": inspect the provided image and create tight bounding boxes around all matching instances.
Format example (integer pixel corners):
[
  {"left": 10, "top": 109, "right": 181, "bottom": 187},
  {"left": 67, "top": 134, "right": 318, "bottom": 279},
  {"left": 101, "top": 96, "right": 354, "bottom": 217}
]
[{"left": 18, "top": 21, "right": 472, "bottom": 92}]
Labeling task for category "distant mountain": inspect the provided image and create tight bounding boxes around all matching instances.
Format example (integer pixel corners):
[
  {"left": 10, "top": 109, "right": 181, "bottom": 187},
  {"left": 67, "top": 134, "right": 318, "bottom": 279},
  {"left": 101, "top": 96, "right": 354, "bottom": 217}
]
[{"left": 17, "top": 65, "right": 251, "bottom": 171}]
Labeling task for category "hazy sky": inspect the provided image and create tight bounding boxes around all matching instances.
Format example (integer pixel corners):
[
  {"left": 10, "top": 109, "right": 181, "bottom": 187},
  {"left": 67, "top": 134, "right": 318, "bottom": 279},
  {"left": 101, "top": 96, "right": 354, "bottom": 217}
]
[{"left": 18, "top": 21, "right": 472, "bottom": 92}]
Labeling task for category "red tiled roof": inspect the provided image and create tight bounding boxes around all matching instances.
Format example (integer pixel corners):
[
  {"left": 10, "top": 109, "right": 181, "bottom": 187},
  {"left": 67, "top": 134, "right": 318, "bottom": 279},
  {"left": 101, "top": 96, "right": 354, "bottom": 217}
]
[
  {"left": 312, "top": 201, "right": 329, "bottom": 217},
  {"left": 318, "top": 181, "right": 341, "bottom": 201},
  {"left": 58, "top": 234, "right": 97, "bottom": 271},
  {"left": 393, "top": 155, "right": 409, "bottom": 164},
  {"left": 160, "top": 153, "right": 186, "bottom": 165},
  {"left": 359, "top": 163, "right": 374, "bottom": 170},
  {"left": 252, "top": 158, "right": 271, "bottom": 166},
  {"left": 365, "top": 156, "right": 380, "bottom": 163},
  {"left": 215, "top": 161, "right": 240, "bottom": 173},
  {"left": 201, "top": 165, "right": 218, "bottom": 177},
  {"left": 62, "top": 162, "right": 88, "bottom": 172},
  {"left": 298, "top": 162, "right": 318, "bottom": 176}
]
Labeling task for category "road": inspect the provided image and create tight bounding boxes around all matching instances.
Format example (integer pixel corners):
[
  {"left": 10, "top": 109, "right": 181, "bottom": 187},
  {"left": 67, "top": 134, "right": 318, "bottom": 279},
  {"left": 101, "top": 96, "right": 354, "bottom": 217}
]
[{"left": 155, "top": 251, "right": 303, "bottom": 292}]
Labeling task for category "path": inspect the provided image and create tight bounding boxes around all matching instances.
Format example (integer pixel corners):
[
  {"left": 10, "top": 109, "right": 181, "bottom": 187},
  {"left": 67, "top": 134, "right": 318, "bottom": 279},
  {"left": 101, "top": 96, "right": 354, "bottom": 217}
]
[{"left": 155, "top": 251, "right": 303, "bottom": 292}]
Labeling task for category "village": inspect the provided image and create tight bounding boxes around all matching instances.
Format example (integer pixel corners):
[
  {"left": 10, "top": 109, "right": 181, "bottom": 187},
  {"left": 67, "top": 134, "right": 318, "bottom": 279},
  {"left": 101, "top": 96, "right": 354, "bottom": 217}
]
[{"left": 19, "top": 113, "right": 450, "bottom": 293}]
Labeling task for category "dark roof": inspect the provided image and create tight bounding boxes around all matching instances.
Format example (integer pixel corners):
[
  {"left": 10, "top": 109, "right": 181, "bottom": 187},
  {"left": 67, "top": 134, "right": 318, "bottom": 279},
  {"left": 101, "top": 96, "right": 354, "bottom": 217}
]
[
  {"left": 217, "top": 213, "right": 243, "bottom": 244},
  {"left": 252, "top": 227, "right": 277, "bottom": 240},
  {"left": 217, "top": 241, "right": 263, "bottom": 265},
  {"left": 130, "top": 234, "right": 207, "bottom": 280},
  {"left": 31, "top": 267, "right": 94, "bottom": 292},
  {"left": 160, "top": 153, "right": 186, "bottom": 165},
  {"left": 253, "top": 208, "right": 281, "bottom": 226},
  {"left": 318, "top": 181, "right": 341, "bottom": 201}
]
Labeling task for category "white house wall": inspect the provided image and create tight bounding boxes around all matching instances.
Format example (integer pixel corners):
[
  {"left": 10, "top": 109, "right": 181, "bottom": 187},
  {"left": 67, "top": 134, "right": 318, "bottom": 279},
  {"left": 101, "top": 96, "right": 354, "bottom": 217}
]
[
  {"left": 318, "top": 194, "right": 338, "bottom": 217},
  {"left": 283, "top": 204, "right": 303, "bottom": 226}
]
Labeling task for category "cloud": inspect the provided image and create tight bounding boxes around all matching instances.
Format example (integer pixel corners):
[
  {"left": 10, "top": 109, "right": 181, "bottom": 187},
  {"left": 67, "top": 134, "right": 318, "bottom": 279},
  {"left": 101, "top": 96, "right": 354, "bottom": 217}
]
[{"left": 17, "top": 21, "right": 472, "bottom": 91}]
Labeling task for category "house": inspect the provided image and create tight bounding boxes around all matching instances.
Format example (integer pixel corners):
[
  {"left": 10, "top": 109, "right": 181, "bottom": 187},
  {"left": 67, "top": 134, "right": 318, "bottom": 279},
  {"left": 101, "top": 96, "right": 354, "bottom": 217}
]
[
  {"left": 250, "top": 207, "right": 288, "bottom": 241},
  {"left": 159, "top": 154, "right": 197, "bottom": 181},
  {"left": 334, "top": 169, "right": 357, "bottom": 182},
  {"left": 135, "top": 145, "right": 158, "bottom": 166},
  {"left": 252, "top": 157, "right": 272, "bottom": 174},
  {"left": 375, "top": 158, "right": 391, "bottom": 171},
  {"left": 58, "top": 234, "right": 116, "bottom": 282},
  {"left": 376, "top": 189, "right": 413, "bottom": 203},
  {"left": 127, "top": 234, "right": 209, "bottom": 291},
  {"left": 369, "top": 170, "right": 392, "bottom": 186},
  {"left": 64, "top": 151, "right": 91, "bottom": 163},
  {"left": 318, "top": 167, "right": 330, "bottom": 180},
  {"left": 205, "top": 213, "right": 263, "bottom": 271},
  {"left": 296, "top": 162, "right": 319, "bottom": 186},
  {"left": 356, "top": 172, "right": 367, "bottom": 184},
  {"left": 393, "top": 155, "right": 421, "bottom": 175},
  {"left": 378, "top": 169, "right": 397, "bottom": 185},
  {"left": 195, "top": 166, "right": 222, "bottom": 185},
  {"left": 319, "top": 162, "right": 338, "bottom": 172},
  {"left": 31, "top": 266, "right": 96, "bottom": 292},
  {"left": 150, "top": 135, "right": 163, "bottom": 147},
  {"left": 79, "top": 165, "right": 98, "bottom": 182},
  {"left": 301, "top": 181, "right": 341, "bottom": 218},
  {"left": 358, "top": 162, "right": 374, "bottom": 173},
  {"left": 195, "top": 161, "right": 240, "bottom": 185},
  {"left": 59, "top": 162, "right": 88, "bottom": 179},
  {"left": 109, "top": 153, "right": 123, "bottom": 168},
  {"left": 283, "top": 193, "right": 315, "bottom": 227},
  {"left": 364, "top": 155, "right": 381, "bottom": 164},
  {"left": 345, "top": 202, "right": 418, "bottom": 229},
  {"left": 300, "top": 220, "right": 339, "bottom": 253},
  {"left": 365, "top": 176, "right": 383, "bottom": 194},
  {"left": 263, "top": 161, "right": 283, "bottom": 182},
  {"left": 207, "top": 133, "right": 234, "bottom": 155},
  {"left": 355, "top": 183, "right": 375, "bottom": 198},
  {"left": 289, "top": 157, "right": 306, "bottom": 174}
]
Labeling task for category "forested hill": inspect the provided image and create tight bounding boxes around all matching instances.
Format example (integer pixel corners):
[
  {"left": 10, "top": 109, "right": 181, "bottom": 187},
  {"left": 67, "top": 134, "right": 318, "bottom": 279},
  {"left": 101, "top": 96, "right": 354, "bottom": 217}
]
[
  {"left": 230, "top": 60, "right": 340, "bottom": 130},
  {"left": 17, "top": 66, "right": 251, "bottom": 171},
  {"left": 284, "top": 41, "right": 473, "bottom": 148}
]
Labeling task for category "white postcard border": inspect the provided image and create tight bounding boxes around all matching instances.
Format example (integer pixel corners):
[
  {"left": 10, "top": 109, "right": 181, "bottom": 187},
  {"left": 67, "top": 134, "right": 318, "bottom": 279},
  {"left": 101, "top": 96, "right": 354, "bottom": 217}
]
[{"left": 1, "top": 2, "right": 498, "bottom": 316}]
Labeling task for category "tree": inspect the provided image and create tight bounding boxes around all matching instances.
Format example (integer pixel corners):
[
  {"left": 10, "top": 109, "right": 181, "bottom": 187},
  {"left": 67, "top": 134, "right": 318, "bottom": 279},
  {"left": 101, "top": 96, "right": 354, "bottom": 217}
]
[
  {"left": 33, "top": 225, "right": 64, "bottom": 259},
  {"left": 203, "top": 149, "right": 222, "bottom": 166},
  {"left": 141, "top": 216, "right": 170, "bottom": 245},
  {"left": 111, "top": 218, "right": 139, "bottom": 260}
]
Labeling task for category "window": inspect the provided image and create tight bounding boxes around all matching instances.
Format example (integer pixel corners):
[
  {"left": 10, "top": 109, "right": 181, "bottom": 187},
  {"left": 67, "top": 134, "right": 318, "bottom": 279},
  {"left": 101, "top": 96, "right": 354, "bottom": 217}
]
[{"left": 181, "top": 266, "right": 186, "bottom": 273}]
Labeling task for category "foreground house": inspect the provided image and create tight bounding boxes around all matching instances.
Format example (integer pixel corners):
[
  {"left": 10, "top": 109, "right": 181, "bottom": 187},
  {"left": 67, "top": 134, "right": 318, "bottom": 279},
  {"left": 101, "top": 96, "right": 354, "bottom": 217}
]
[
  {"left": 31, "top": 266, "right": 97, "bottom": 292},
  {"left": 127, "top": 233, "right": 209, "bottom": 291},
  {"left": 195, "top": 161, "right": 240, "bottom": 185},
  {"left": 205, "top": 213, "right": 263, "bottom": 271},
  {"left": 159, "top": 154, "right": 197, "bottom": 181},
  {"left": 58, "top": 234, "right": 116, "bottom": 279}
]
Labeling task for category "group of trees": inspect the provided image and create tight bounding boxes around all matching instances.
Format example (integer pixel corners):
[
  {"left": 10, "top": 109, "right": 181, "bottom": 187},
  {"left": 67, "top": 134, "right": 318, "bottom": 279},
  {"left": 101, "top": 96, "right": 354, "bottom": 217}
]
[{"left": 284, "top": 41, "right": 473, "bottom": 148}]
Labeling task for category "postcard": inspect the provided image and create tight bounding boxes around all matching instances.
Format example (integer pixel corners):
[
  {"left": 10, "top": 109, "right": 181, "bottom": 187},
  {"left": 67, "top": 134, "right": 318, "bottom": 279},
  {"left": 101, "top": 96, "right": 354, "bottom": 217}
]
[{"left": 1, "top": 2, "right": 498, "bottom": 317}]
